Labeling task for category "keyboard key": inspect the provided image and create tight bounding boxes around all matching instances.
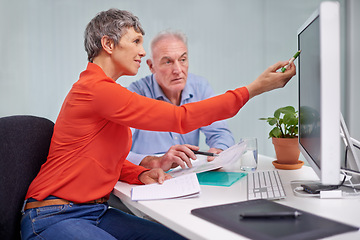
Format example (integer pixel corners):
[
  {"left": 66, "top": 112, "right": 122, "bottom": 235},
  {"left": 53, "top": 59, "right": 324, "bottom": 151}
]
[{"left": 247, "top": 170, "right": 286, "bottom": 200}]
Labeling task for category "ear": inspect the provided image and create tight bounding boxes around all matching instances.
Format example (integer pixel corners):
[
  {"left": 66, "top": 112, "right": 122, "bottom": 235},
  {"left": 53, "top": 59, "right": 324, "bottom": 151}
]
[
  {"left": 101, "top": 35, "right": 115, "bottom": 55},
  {"left": 146, "top": 59, "right": 155, "bottom": 74}
]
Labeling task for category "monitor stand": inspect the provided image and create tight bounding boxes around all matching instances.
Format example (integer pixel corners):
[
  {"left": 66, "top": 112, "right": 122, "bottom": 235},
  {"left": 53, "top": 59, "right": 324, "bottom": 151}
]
[
  {"left": 340, "top": 113, "right": 360, "bottom": 171},
  {"left": 291, "top": 178, "right": 360, "bottom": 198},
  {"left": 339, "top": 113, "right": 360, "bottom": 196},
  {"left": 291, "top": 113, "right": 360, "bottom": 198}
]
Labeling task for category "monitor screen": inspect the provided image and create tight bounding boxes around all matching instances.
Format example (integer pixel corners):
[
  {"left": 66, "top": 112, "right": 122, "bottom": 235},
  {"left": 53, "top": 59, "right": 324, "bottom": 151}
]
[
  {"left": 298, "top": 16, "right": 321, "bottom": 169},
  {"left": 298, "top": 1, "right": 341, "bottom": 185}
]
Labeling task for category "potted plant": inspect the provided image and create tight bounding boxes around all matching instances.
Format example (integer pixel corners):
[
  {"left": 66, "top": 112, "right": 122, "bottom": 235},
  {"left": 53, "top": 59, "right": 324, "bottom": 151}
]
[{"left": 260, "top": 106, "right": 303, "bottom": 169}]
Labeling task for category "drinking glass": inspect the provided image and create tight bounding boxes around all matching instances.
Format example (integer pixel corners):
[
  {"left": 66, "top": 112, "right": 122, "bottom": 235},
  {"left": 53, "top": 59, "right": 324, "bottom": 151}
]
[{"left": 240, "top": 138, "right": 258, "bottom": 171}]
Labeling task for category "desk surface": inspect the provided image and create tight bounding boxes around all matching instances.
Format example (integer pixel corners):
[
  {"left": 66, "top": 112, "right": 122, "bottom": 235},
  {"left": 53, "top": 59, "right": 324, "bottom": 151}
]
[{"left": 113, "top": 155, "right": 360, "bottom": 240}]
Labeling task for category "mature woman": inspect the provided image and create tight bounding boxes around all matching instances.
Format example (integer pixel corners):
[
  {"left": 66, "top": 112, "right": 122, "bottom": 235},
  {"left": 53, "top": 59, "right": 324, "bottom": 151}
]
[{"left": 20, "top": 8, "right": 295, "bottom": 240}]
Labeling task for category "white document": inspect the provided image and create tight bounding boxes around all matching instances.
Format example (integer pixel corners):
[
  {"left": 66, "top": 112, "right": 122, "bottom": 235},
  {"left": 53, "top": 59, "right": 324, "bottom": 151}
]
[
  {"left": 131, "top": 173, "right": 200, "bottom": 201},
  {"left": 168, "top": 141, "right": 247, "bottom": 178}
]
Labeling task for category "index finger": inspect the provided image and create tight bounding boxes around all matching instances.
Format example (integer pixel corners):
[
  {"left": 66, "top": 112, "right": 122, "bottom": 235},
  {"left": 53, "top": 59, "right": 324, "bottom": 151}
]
[
  {"left": 283, "top": 62, "right": 296, "bottom": 77},
  {"left": 182, "top": 144, "right": 199, "bottom": 159}
]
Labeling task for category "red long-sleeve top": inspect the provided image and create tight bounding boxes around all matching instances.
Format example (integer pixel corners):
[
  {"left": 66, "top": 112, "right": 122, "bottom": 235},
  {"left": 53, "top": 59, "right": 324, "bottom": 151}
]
[{"left": 25, "top": 63, "right": 249, "bottom": 203}]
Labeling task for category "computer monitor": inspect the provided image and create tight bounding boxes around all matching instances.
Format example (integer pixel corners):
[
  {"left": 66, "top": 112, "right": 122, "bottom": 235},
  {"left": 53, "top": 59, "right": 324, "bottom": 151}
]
[{"left": 297, "top": 1, "right": 341, "bottom": 185}]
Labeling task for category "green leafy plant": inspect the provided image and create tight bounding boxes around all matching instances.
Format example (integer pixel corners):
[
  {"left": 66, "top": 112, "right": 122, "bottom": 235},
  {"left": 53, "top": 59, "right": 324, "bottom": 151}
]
[{"left": 259, "top": 106, "right": 298, "bottom": 138}]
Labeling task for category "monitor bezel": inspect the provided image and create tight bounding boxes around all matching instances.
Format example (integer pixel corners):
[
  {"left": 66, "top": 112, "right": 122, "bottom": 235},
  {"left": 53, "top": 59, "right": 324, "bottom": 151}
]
[{"left": 297, "top": 1, "right": 341, "bottom": 185}]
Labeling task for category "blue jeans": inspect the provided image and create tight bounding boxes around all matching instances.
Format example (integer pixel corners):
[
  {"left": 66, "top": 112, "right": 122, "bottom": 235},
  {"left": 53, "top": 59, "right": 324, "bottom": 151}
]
[{"left": 21, "top": 201, "right": 186, "bottom": 240}]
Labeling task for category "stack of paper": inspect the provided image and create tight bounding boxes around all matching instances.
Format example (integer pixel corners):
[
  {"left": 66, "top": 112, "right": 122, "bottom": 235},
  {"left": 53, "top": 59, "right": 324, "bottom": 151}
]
[
  {"left": 168, "top": 141, "right": 246, "bottom": 177},
  {"left": 131, "top": 173, "right": 200, "bottom": 201},
  {"left": 131, "top": 142, "right": 247, "bottom": 201}
]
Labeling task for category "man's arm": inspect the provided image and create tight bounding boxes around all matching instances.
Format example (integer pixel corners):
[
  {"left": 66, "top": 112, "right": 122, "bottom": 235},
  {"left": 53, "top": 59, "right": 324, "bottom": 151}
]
[
  {"left": 200, "top": 120, "right": 235, "bottom": 151},
  {"left": 194, "top": 75, "right": 235, "bottom": 152},
  {"left": 126, "top": 151, "right": 149, "bottom": 166}
]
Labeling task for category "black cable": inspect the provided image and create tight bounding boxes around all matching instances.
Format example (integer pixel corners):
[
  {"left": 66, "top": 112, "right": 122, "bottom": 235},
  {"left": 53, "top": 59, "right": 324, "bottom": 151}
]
[
  {"left": 339, "top": 144, "right": 360, "bottom": 191},
  {"left": 336, "top": 146, "right": 349, "bottom": 188}
]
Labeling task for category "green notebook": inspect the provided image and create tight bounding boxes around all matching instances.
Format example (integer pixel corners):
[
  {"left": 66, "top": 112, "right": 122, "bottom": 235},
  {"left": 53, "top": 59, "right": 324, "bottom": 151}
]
[{"left": 196, "top": 171, "right": 247, "bottom": 187}]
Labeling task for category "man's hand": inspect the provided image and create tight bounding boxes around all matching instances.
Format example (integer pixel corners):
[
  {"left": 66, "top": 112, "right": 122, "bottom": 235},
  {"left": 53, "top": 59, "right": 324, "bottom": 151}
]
[
  {"left": 138, "top": 168, "right": 172, "bottom": 184},
  {"left": 139, "top": 144, "right": 200, "bottom": 171},
  {"left": 207, "top": 147, "right": 223, "bottom": 161},
  {"left": 246, "top": 61, "right": 296, "bottom": 99},
  {"left": 160, "top": 144, "right": 199, "bottom": 170}
]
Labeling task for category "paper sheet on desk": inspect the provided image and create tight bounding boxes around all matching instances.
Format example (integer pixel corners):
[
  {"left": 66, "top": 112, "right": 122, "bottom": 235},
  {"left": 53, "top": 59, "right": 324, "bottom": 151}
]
[
  {"left": 168, "top": 141, "right": 247, "bottom": 178},
  {"left": 131, "top": 173, "right": 200, "bottom": 201}
]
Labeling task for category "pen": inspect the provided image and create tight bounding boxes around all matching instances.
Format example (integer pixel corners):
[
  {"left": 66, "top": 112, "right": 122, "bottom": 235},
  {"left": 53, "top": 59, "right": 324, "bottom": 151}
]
[
  {"left": 281, "top": 50, "right": 301, "bottom": 72},
  {"left": 239, "top": 211, "right": 302, "bottom": 219},
  {"left": 192, "top": 150, "right": 219, "bottom": 157}
]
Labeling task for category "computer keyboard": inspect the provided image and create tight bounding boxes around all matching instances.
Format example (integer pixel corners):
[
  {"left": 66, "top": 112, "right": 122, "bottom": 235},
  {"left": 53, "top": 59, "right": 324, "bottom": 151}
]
[{"left": 247, "top": 170, "right": 286, "bottom": 200}]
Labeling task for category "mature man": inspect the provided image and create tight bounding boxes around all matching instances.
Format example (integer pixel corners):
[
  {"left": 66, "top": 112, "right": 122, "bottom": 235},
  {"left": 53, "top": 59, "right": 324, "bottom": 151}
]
[{"left": 126, "top": 31, "right": 235, "bottom": 171}]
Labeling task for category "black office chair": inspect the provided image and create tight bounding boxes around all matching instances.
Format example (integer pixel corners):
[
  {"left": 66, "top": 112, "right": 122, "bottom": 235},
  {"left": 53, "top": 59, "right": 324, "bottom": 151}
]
[{"left": 0, "top": 115, "right": 54, "bottom": 240}]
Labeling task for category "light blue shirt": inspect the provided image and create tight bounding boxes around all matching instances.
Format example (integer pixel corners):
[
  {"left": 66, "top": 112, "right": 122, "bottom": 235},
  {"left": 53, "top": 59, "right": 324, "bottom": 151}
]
[{"left": 126, "top": 73, "right": 235, "bottom": 165}]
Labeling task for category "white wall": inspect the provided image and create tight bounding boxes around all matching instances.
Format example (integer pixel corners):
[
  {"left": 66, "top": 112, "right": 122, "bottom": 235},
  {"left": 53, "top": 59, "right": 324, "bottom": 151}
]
[{"left": 0, "top": 0, "right": 357, "bottom": 158}]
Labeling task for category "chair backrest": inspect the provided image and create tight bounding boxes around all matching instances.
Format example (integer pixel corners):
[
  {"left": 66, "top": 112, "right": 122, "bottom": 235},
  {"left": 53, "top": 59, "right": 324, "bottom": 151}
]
[{"left": 0, "top": 115, "right": 54, "bottom": 240}]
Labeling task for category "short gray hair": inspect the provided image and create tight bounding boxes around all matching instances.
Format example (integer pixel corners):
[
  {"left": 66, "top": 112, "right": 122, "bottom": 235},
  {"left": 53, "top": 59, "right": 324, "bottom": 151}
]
[
  {"left": 149, "top": 30, "right": 188, "bottom": 59},
  {"left": 84, "top": 9, "right": 145, "bottom": 62}
]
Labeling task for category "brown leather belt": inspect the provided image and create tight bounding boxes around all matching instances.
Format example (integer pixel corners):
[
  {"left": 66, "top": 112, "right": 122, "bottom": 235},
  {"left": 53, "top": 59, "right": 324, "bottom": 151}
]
[{"left": 24, "top": 197, "right": 107, "bottom": 210}]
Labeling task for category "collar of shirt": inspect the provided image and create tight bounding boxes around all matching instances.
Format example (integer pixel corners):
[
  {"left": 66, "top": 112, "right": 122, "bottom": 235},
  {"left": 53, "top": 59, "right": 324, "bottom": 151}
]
[{"left": 152, "top": 75, "right": 193, "bottom": 105}]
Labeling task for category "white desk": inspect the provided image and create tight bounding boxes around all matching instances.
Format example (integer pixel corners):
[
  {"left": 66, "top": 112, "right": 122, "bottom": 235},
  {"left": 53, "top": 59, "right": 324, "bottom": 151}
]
[{"left": 113, "top": 155, "right": 360, "bottom": 240}]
